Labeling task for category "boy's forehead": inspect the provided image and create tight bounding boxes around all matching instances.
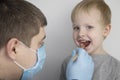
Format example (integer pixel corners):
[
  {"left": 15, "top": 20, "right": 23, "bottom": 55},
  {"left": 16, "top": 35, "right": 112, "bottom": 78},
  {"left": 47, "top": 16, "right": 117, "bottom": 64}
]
[
  {"left": 74, "top": 8, "right": 101, "bottom": 22},
  {"left": 72, "top": 9, "right": 104, "bottom": 27}
]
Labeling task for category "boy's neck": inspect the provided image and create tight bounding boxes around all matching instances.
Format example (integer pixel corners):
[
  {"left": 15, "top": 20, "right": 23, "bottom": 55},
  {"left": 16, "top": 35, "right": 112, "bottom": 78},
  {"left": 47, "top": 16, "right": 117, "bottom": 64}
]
[{"left": 90, "top": 46, "right": 107, "bottom": 55}]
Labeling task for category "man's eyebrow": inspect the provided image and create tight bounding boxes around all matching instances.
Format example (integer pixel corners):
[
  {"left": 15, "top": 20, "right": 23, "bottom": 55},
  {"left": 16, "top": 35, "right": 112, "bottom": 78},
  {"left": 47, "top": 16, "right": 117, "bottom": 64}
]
[
  {"left": 38, "top": 35, "right": 46, "bottom": 47},
  {"left": 42, "top": 35, "right": 46, "bottom": 40}
]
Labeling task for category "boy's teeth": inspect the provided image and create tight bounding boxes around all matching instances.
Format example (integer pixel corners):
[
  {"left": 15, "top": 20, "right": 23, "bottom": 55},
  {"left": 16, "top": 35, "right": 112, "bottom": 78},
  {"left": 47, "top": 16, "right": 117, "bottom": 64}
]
[
  {"left": 80, "top": 41, "right": 91, "bottom": 48},
  {"left": 80, "top": 43, "right": 85, "bottom": 48}
]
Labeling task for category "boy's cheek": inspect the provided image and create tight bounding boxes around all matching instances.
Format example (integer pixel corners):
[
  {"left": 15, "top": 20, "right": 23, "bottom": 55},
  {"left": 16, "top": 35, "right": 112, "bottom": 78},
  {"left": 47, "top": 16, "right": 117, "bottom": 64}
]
[
  {"left": 73, "top": 36, "right": 77, "bottom": 43},
  {"left": 73, "top": 32, "right": 80, "bottom": 46},
  {"left": 74, "top": 39, "right": 79, "bottom": 47},
  {"left": 73, "top": 32, "right": 78, "bottom": 38},
  {"left": 73, "top": 36, "right": 77, "bottom": 44}
]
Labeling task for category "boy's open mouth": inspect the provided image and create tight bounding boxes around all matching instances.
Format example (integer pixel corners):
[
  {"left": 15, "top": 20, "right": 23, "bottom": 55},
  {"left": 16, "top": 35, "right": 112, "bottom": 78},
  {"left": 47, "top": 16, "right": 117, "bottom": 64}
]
[{"left": 78, "top": 40, "right": 91, "bottom": 48}]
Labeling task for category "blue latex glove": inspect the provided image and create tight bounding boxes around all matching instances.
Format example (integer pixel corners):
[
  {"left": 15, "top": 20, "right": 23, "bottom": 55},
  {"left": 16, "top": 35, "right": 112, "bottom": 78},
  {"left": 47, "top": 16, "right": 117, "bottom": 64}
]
[{"left": 66, "top": 48, "right": 94, "bottom": 80}]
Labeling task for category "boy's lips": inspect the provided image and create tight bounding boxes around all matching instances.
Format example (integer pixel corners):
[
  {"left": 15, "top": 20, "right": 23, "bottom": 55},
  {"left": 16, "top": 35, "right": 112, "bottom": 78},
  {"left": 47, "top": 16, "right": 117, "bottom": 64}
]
[{"left": 77, "top": 40, "right": 91, "bottom": 48}]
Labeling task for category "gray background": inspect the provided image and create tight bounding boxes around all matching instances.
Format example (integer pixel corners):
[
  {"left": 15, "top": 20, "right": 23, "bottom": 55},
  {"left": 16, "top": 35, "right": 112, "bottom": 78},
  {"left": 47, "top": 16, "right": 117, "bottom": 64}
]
[{"left": 27, "top": 0, "right": 120, "bottom": 80}]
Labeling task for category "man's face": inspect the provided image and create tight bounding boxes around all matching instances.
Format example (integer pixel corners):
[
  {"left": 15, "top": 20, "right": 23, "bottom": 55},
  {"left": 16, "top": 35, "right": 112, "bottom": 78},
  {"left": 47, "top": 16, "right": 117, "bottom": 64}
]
[
  {"left": 30, "top": 27, "right": 46, "bottom": 50},
  {"left": 16, "top": 26, "right": 46, "bottom": 69},
  {"left": 72, "top": 9, "right": 109, "bottom": 54}
]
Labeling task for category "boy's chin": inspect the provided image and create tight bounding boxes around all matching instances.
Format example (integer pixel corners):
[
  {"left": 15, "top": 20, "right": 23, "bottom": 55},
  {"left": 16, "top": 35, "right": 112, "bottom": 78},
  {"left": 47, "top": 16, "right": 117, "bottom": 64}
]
[{"left": 77, "top": 45, "right": 92, "bottom": 54}]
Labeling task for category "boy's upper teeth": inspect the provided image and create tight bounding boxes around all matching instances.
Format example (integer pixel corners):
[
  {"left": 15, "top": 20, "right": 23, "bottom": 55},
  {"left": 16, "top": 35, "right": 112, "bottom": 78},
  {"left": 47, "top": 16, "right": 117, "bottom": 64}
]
[
  {"left": 81, "top": 41, "right": 87, "bottom": 42},
  {"left": 80, "top": 40, "right": 91, "bottom": 47}
]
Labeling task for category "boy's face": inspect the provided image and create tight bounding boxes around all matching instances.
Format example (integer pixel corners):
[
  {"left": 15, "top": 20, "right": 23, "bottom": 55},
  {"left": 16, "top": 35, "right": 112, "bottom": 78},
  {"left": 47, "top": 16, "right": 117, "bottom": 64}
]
[{"left": 72, "top": 9, "right": 110, "bottom": 54}]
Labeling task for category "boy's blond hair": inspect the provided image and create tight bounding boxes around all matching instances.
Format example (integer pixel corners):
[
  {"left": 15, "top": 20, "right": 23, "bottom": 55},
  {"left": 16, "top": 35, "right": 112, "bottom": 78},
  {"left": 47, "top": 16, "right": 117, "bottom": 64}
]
[{"left": 71, "top": 0, "right": 111, "bottom": 26}]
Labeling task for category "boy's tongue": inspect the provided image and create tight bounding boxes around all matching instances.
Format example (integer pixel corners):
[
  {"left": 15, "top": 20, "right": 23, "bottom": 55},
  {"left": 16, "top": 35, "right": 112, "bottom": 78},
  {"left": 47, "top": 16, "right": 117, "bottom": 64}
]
[{"left": 79, "top": 41, "right": 91, "bottom": 48}]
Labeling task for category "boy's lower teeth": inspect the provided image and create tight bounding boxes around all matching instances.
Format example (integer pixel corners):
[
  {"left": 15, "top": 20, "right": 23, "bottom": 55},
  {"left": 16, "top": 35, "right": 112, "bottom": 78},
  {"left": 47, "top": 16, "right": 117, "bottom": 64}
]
[{"left": 80, "top": 44, "right": 85, "bottom": 48}]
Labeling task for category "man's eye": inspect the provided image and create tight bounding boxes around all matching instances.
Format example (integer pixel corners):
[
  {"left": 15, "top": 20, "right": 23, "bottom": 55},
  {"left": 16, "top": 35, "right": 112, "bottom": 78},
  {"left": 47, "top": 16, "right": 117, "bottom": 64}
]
[
  {"left": 73, "top": 26, "right": 79, "bottom": 31},
  {"left": 38, "top": 41, "right": 44, "bottom": 48}
]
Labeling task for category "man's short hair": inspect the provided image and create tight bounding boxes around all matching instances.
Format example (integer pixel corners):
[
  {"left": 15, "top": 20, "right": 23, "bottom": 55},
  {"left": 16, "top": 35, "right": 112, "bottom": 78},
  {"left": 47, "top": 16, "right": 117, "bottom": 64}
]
[{"left": 0, "top": 0, "right": 47, "bottom": 49}]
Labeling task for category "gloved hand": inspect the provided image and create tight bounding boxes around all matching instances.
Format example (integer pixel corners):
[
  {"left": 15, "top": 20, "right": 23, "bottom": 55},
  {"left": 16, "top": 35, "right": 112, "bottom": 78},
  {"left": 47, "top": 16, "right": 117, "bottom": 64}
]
[{"left": 66, "top": 48, "right": 94, "bottom": 80}]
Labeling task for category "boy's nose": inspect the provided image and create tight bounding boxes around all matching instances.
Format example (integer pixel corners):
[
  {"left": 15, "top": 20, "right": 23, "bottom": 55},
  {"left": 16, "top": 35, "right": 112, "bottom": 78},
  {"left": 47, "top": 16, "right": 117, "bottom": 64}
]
[{"left": 78, "top": 28, "right": 86, "bottom": 37}]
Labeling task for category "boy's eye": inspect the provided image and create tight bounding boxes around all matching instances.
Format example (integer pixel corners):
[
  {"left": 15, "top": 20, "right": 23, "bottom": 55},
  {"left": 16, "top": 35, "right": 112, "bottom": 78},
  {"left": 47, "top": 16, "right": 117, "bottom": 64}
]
[
  {"left": 73, "top": 26, "right": 80, "bottom": 31},
  {"left": 86, "top": 25, "right": 94, "bottom": 30}
]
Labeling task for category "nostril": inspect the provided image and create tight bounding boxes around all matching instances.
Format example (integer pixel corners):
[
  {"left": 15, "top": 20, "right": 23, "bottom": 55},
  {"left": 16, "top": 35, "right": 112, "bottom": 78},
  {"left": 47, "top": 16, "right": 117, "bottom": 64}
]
[
  {"left": 79, "top": 31, "right": 86, "bottom": 37},
  {"left": 79, "top": 34, "right": 86, "bottom": 38}
]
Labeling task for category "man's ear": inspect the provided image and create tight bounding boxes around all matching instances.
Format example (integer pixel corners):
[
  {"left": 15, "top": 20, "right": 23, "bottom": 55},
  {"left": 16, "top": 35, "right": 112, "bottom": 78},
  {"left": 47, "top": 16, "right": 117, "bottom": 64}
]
[
  {"left": 6, "top": 38, "right": 19, "bottom": 60},
  {"left": 103, "top": 24, "right": 111, "bottom": 38}
]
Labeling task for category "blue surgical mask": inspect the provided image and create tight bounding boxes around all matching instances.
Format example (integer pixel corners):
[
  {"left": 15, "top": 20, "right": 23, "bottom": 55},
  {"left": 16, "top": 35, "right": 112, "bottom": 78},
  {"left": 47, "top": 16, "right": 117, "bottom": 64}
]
[{"left": 14, "top": 44, "right": 46, "bottom": 80}]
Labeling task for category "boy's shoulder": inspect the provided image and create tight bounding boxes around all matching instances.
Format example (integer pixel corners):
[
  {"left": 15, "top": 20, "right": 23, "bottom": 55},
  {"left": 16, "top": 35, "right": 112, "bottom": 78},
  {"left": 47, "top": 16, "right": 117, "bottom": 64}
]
[
  {"left": 62, "top": 55, "right": 71, "bottom": 66},
  {"left": 62, "top": 53, "right": 120, "bottom": 68},
  {"left": 109, "top": 55, "right": 120, "bottom": 76},
  {"left": 110, "top": 55, "right": 120, "bottom": 67}
]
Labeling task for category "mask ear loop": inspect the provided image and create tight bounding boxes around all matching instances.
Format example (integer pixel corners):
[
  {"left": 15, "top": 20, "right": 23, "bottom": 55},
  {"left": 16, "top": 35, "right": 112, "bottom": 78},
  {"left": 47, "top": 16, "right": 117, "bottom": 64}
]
[
  {"left": 13, "top": 41, "right": 37, "bottom": 71},
  {"left": 19, "top": 41, "right": 36, "bottom": 53},
  {"left": 14, "top": 61, "right": 26, "bottom": 70},
  {"left": 29, "top": 48, "right": 36, "bottom": 53}
]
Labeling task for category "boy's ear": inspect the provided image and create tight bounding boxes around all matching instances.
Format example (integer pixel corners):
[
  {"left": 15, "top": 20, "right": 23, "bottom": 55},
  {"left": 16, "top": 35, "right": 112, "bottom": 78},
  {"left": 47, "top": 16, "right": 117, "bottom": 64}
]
[
  {"left": 6, "top": 38, "right": 19, "bottom": 60},
  {"left": 103, "top": 24, "right": 111, "bottom": 38}
]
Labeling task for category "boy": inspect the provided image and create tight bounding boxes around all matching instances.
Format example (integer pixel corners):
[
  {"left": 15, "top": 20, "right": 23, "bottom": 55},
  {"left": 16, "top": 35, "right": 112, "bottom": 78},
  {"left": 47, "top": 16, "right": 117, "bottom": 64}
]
[
  {"left": 0, "top": 0, "right": 47, "bottom": 80},
  {"left": 60, "top": 0, "right": 120, "bottom": 80}
]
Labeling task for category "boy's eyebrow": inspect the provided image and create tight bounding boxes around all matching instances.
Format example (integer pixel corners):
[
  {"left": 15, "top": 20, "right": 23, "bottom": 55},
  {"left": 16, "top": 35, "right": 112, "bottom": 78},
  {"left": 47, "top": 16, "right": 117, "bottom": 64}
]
[
  {"left": 72, "top": 24, "right": 75, "bottom": 26},
  {"left": 72, "top": 24, "right": 78, "bottom": 27}
]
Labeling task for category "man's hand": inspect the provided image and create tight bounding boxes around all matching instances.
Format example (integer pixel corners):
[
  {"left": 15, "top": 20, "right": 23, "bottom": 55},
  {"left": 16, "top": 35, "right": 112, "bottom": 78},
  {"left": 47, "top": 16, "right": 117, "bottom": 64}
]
[{"left": 66, "top": 48, "right": 94, "bottom": 80}]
